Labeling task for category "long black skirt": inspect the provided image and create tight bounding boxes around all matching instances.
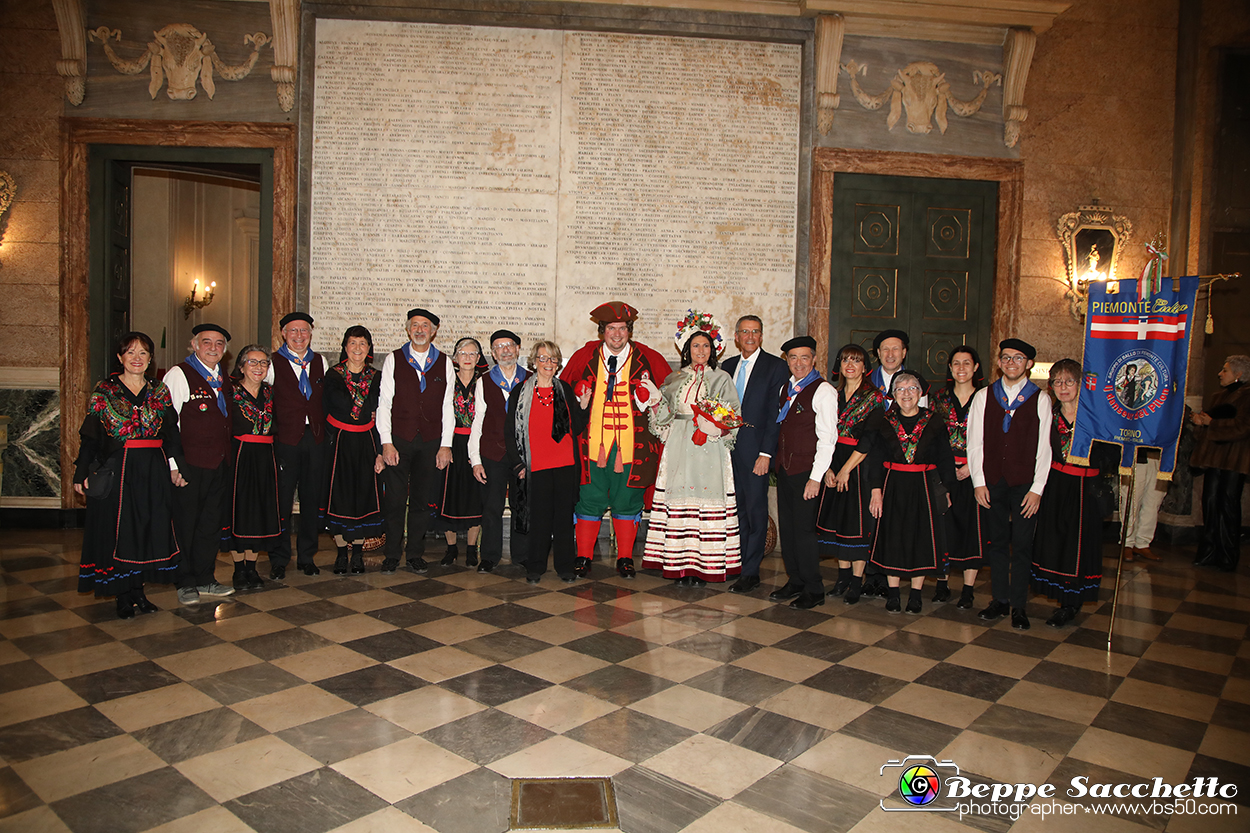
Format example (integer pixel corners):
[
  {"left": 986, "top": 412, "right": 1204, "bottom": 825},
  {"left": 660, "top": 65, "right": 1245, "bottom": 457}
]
[
  {"left": 436, "top": 432, "right": 483, "bottom": 532},
  {"left": 868, "top": 467, "right": 947, "bottom": 577},
  {"left": 324, "top": 425, "right": 384, "bottom": 539},
  {"left": 1032, "top": 467, "right": 1103, "bottom": 605},
  {"left": 226, "top": 439, "right": 282, "bottom": 550},
  {"left": 945, "top": 475, "right": 984, "bottom": 570},
  {"left": 79, "top": 446, "right": 178, "bottom": 596},
  {"left": 816, "top": 443, "right": 876, "bottom": 560}
]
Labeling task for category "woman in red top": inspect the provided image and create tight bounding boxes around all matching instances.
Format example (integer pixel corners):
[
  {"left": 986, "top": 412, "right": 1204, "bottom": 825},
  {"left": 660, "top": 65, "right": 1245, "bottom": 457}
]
[{"left": 505, "top": 341, "right": 590, "bottom": 584}]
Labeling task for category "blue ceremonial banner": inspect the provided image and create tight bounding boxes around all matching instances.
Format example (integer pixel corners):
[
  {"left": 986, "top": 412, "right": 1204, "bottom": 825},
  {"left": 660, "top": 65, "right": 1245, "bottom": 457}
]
[{"left": 1069, "top": 277, "right": 1200, "bottom": 477}]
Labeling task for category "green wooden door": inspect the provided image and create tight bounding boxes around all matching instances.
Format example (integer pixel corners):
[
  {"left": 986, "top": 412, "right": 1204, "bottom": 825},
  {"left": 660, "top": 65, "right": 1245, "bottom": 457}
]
[{"left": 828, "top": 174, "right": 997, "bottom": 380}]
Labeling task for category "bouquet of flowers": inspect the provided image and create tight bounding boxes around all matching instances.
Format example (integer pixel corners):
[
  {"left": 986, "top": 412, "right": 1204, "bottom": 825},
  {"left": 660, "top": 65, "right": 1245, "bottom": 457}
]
[{"left": 691, "top": 394, "right": 746, "bottom": 446}]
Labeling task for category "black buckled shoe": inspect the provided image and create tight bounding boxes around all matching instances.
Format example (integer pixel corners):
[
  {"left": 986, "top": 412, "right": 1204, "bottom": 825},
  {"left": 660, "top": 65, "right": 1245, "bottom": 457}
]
[
  {"left": 978, "top": 600, "right": 1010, "bottom": 620},
  {"left": 769, "top": 583, "right": 803, "bottom": 602},
  {"left": 1011, "top": 609, "right": 1031, "bottom": 630},
  {"left": 956, "top": 586, "right": 976, "bottom": 610},
  {"left": 269, "top": 564, "right": 286, "bottom": 581},
  {"left": 334, "top": 547, "right": 349, "bottom": 575},
  {"left": 350, "top": 544, "right": 366, "bottom": 574},
  {"left": 791, "top": 592, "right": 826, "bottom": 610},
  {"left": 574, "top": 557, "right": 592, "bottom": 578},
  {"left": 616, "top": 558, "right": 636, "bottom": 579},
  {"left": 301, "top": 563, "right": 320, "bottom": 576},
  {"left": 729, "top": 575, "right": 760, "bottom": 594}
]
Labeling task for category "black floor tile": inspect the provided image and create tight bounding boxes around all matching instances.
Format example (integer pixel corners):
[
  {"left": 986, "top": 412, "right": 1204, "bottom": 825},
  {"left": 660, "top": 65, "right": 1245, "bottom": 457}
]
[
  {"left": 801, "top": 665, "right": 909, "bottom": 705},
  {"left": 562, "top": 630, "right": 656, "bottom": 663},
  {"left": 872, "top": 630, "right": 965, "bottom": 661},
  {"left": 1022, "top": 660, "right": 1124, "bottom": 700},
  {"left": 684, "top": 665, "right": 793, "bottom": 706},
  {"left": 235, "top": 628, "right": 338, "bottom": 661},
  {"left": 278, "top": 708, "right": 412, "bottom": 764},
  {"left": 0, "top": 765, "right": 42, "bottom": 819},
  {"left": 63, "top": 660, "right": 181, "bottom": 704},
  {"left": 456, "top": 631, "right": 552, "bottom": 663},
  {"left": 440, "top": 664, "right": 553, "bottom": 706},
  {"left": 564, "top": 604, "right": 646, "bottom": 629},
  {"left": 397, "top": 766, "right": 512, "bottom": 833},
  {"left": 914, "top": 663, "right": 1018, "bottom": 702},
  {"left": 559, "top": 582, "right": 636, "bottom": 604},
  {"left": 190, "top": 662, "right": 305, "bottom": 705},
  {"left": 295, "top": 577, "right": 373, "bottom": 599},
  {"left": 565, "top": 708, "right": 694, "bottom": 763},
  {"left": 341, "top": 629, "right": 441, "bottom": 663},
  {"left": 0, "top": 658, "right": 56, "bottom": 693},
  {"left": 314, "top": 663, "right": 421, "bottom": 706},
  {"left": 772, "top": 631, "right": 864, "bottom": 664},
  {"left": 1155, "top": 627, "right": 1244, "bottom": 656},
  {"left": 49, "top": 767, "right": 217, "bottom": 833},
  {"left": 367, "top": 600, "right": 454, "bottom": 628},
  {"left": 267, "top": 599, "right": 358, "bottom": 626},
  {"left": 564, "top": 665, "right": 675, "bottom": 707},
  {"left": 1186, "top": 754, "right": 1250, "bottom": 806},
  {"left": 387, "top": 579, "right": 465, "bottom": 601},
  {"left": 121, "top": 627, "right": 225, "bottom": 659},
  {"left": 970, "top": 628, "right": 1059, "bottom": 659},
  {"left": 706, "top": 707, "right": 831, "bottom": 762},
  {"left": 736, "top": 764, "right": 879, "bottom": 833},
  {"left": 226, "top": 767, "right": 389, "bottom": 833},
  {"left": 11, "top": 625, "right": 114, "bottom": 658},
  {"left": 132, "top": 706, "right": 269, "bottom": 764},
  {"left": 1209, "top": 698, "right": 1250, "bottom": 731},
  {"left": 1090, "top": 701, "right": 1207, "bottom": 752},
  {"left": 421, "top": 708, "right": 552, "bottom": 764},
  {"left": 463, "top": 602, "right": 552, "bottom": 629},
  {"left": 0, "top": 707, "right": 124, "bottom": 765},
  {"left": 612, "top": 764, "right": 721, "bottom": 833},
  {"left": 840, "top": 706, "right": 963, "bottom": 756},
  {"left": 668, "top": 631, "right": 762, "bottom": 663},
  {"left": 1063, "top": 625, "right": 1151, "bottom": 657},
  {"left": 968, "top": 704, "right": 1087, "bottom": 757}
]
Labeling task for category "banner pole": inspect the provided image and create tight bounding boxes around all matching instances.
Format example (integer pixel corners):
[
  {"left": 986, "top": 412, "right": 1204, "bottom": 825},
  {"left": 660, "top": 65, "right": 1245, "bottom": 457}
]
[{"left": 1107, "top": 471, "right": 1134, "bottom": 653}]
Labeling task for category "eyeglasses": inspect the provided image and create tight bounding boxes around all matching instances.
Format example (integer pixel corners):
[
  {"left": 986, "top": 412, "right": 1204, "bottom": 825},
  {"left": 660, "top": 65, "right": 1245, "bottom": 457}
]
[
  {"left": 1000, "top": 355, "right": 1028, "bottom": 365},
  {"left": 894, "top": 385, "right": 921, "bottom": 394},
  {"left": 1051, "top": 378, "right": 1078, "bottom": 387},
  {"left": 737, "top": 328, "right": 762, "bottom": 336},
  {"left": 454, "top": 351, "right": 480, "bottom": 358},
  {"left": 243, "top": 359, "right": 270, "bottom": 368},
  {"left": 535, "top": 356, "right": 559, "bottom": 365}
]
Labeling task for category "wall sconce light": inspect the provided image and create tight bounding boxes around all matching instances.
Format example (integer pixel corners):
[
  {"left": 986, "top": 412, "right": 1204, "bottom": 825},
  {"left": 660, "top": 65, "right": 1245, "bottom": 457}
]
[
  {"left": 0, "top": 170, "right": 15, "bottom": 255},
  {"left": 1057, "top": 203, "right": 1133, "bottom": 323},
  {"left": 183, "top": 277, "right": 217, "bottom": 318}
]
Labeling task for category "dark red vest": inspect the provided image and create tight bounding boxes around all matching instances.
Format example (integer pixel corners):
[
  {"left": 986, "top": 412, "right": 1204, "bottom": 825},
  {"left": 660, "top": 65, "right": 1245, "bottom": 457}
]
[
  {"left": 982, "top": 386, "right": 1042, "bottom": 487},
  {"left": 775, "top": 379, "right": 825, "bottom": 476},
  {"left": 479, "top": 371, "right": 525, "bottom": 462},
  {"left": 177, "top": 360, "right": 232, "bottom": 469},
  {"left": 390, "top": 348, "right": 449, "bottom": 443},
  {"left": 271, "top": 351, "right": 325, "bottom": 446}
]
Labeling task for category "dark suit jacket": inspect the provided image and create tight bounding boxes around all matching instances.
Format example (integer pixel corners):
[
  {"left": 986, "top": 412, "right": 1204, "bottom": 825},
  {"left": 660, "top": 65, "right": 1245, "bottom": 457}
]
[{"left": 722, "top": 349, "right": 790, "bottom": 461}]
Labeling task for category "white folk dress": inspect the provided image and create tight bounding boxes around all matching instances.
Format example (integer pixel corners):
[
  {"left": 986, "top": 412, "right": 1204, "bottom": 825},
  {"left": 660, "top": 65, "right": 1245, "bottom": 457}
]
[{"left": 641, "top": 366, "right": 742, "bottom": 581}]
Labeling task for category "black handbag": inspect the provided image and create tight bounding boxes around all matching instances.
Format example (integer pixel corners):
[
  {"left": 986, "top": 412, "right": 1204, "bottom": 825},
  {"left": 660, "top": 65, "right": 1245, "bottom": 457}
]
[{"left": 83, "top": 458, "right": 118, "bottom": 499}]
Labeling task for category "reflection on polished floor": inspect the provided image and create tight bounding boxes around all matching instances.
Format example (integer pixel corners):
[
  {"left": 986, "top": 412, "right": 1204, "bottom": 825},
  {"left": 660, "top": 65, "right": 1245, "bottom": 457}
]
[{"left": 0, "top": 531, "right": 1247, "bottom": 833}]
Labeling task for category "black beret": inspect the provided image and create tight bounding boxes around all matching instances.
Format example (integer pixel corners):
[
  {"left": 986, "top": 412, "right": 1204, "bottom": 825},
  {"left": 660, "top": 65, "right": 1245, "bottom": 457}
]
[
  {"left": 873, "top": 329, "right": 909, "bottom": 351},
  {"left": 280, "top": 312, "right": 313, "bottom": 328},
  {"left": 192, "top": 323, "right": 231, "bottom": 341},
  {"left": 999, "top": 338, "right": 1037, "bottom": 360},
  {"left": 406, "top": 308, "right": 441, "bottom": 327},
  {"left": 490, "top": 330, "right": 521, "bottom": 347},
  {"left": 780, "top": 335, "right": 817, "bottom": 354}
]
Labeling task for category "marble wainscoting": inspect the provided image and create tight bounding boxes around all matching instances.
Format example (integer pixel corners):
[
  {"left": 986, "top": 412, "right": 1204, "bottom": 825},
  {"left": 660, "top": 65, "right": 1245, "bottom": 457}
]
[{"left": 0, "top": 367, "right": 60, "bottom": 502}]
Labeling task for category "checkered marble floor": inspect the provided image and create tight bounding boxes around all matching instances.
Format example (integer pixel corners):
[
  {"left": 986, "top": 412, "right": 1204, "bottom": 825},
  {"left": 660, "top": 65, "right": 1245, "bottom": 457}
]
[{"left": 1, "top": 531, "right": 1247, "bottom": 833}]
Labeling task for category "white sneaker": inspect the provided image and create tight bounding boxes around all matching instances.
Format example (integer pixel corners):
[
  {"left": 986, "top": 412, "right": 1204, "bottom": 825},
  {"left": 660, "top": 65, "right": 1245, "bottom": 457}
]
[
  {"left": 197, "top": 582, "right": 236, "bottom": 597},
  {"left": 177, "top": 587, "right": 200, "bottom": 605}
]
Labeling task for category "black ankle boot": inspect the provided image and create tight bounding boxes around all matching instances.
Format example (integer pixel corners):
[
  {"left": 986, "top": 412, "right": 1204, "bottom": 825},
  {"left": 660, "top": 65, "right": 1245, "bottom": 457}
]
[
  {"left": 116, "top": 590, "right": 136, "bottom": 619},
  {"left": 830, "top": 567, "right": 852, "bottom": 597},
  {"left": 842, "top": 575, "right": 862, "bottom": 605},
  {"left": 906, "top": 588, "right": 923, "bottom": 614},
  {"left": 134, "top": 584, "right": 158, "bottom": 613},
  {"left": 957, "top": 585, "right": 976, "bottom": 610},
  {"left": 465, "top": 544, "right": 479, "bottom": 568},
  {"left": 334, "top": 546, "right": 349, "bottom": 575},
  {"left": 350, "top": 544, "right": 365, "bottom": 574},
  {"left": 932, "top": 579, "right": 950, "bottom": 603},
  {"left": 441, "top": 544, "right": 458, "bottom": 566},
  {"left": 232, "top": 562, "right": 249, "bottom": 590},
  {"left": 885, "top": 587, "right": 901, "bottom": 613},
  {"left": 245, "top": 563, "right": 265, "bottom": 589}
]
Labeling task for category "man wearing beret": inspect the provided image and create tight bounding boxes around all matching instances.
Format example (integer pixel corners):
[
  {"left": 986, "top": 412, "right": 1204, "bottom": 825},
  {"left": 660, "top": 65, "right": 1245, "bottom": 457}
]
[
  {"left": 967, "top": 338, "right": 1052, "bottom": 630},
  {"left": 561, "top": 302, "right": 671, "bottom": 578},
  {"left": 377, "top": 308, "right": 449, "bottom": 574},
  {"left": 870, "top": 329, "right": 929, "bottom": 408},
  {"left": 469, "top": 329, "right": 530, "bottom": 573},
  {"left": 769, "top": 335, "right": 838, "bottom": 608},
  {"left": 266, "top": 312, "right": 328, "bottom": 580},
  {"left": 721, "top": 315, "right": 790, "bottom": 594},
  {"left": 163, "top": 324, "right": 237, "bottom": 604}
]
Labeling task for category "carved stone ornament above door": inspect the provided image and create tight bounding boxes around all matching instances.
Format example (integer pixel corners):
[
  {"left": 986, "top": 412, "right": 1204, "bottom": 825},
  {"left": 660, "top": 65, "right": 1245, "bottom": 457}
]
[
  {"left": 88, "top": 23, "right": 270, "bottom": 101},
  {"left": 840, "top": 59, "right": 1001, "bottom": 136}
]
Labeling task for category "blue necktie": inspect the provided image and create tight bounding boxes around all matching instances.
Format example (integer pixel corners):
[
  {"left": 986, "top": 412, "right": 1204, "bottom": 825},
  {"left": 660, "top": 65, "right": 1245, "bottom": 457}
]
[{"left": 735, "top": 358, "right": 750, "bottom": 401}]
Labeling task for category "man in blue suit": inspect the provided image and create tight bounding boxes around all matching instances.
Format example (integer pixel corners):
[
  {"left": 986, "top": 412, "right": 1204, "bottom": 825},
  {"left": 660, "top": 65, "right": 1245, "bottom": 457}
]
[{"left": 720, "top": 315, "right": 790, "bottom": 594}]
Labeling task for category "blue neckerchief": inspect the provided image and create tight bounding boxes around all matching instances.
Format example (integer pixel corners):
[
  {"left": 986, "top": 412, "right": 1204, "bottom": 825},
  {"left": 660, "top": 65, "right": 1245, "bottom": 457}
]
[
  {"left": 992, "top": 378, "right": 1039, "bottom": 433},
  {"left": 490, "top": 364, "right": 528, "bottom": 412},
  {"left": 870, "top": 366, "right": 901, "bottom": 405},
  {"left": 186, "top": 354, "right": 227, "bottom": 416},
  {"left": 404, "top": 343, "right": 441, "bottom": 393},
  {"left": 276, "top": 344, "right": 312, "bottom": 400},
  {"left": 777, "top": 369, "right": 821, "bottom": 423}
]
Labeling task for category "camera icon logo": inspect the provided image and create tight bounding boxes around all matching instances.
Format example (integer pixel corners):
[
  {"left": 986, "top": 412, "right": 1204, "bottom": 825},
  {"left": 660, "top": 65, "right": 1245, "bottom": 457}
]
[{"left": 880, "top": 755, "right": 960, "bottom": 812}]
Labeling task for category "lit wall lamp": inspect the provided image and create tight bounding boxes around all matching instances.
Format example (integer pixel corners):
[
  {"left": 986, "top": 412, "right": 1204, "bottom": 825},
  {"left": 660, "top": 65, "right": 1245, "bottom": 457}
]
[
  {"left": 0, "top": 170, "right": 15, "bottom": 256},
  {"left": 183, "top": 277, "right": 217, "bottom": 318},
  {"left": 1057, "top": 203, "right": 1133, "bottom": 323}
]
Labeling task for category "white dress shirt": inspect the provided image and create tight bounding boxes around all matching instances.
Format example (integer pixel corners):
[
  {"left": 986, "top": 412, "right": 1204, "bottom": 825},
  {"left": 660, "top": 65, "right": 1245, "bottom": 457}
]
[
  {"left": 467, "top": 366, "right": 523, "bottom": 466},
  {"left": 967, "top": 378, "right": 1053, "bottom": 495},
  {"left": 162, "top": 362, "right": 223, "bottom": 470},
  {"left": 264, "top": 350, "right": 328, "bottom": 425}
]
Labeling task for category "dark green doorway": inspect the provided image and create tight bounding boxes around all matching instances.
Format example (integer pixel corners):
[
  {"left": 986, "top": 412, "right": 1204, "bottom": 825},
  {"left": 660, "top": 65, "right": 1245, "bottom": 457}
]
[{"left": 828, "top": 173, "right": 997, "bottom": 380}]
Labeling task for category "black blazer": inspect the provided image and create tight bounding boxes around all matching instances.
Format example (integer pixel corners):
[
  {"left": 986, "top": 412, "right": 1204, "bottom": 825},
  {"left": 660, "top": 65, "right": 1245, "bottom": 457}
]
[{"left": 721, "top": 349, "right": 789, "bottom": 462}]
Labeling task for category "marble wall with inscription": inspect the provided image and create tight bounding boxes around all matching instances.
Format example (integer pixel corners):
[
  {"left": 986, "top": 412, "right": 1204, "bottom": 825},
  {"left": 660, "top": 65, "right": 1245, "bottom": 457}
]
[{"left": 309, "top": 20, "right": 800, "bottom": 356}]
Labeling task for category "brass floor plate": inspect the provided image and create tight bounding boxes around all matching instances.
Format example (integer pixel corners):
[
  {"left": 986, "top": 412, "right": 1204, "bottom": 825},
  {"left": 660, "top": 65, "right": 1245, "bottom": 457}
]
[{"left": 511, "top": 777, "right": 619, "bottom": 829}]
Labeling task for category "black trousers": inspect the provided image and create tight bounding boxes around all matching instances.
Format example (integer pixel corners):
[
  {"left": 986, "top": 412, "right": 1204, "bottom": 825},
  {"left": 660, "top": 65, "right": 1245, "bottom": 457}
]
[
  {"left": 982, "top": 480, "right": 1038, "bottom": 608},
  {"left": 731, "top": 448, "right": 770, "bottom": 578},
  {"left": 382, "top": 434, "right": 440, "bottom": 562},
  {"left": 1196, "top": 467, "right": 1245, "bottom": 571},
  {"left": 273, "top": 427, "right": 327, "bottom": 567},
  {"left": 776, "top": 470, "right": 823, "bottom": 595},
  {"left": 525, "top": 464, "right": 579, "bottom": 579},
  {"left": 173, "top": 461, "right": 228, "bottom": 588},
  {"left": 480, "top": 455, "right": 527, "bottom": 566}
]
